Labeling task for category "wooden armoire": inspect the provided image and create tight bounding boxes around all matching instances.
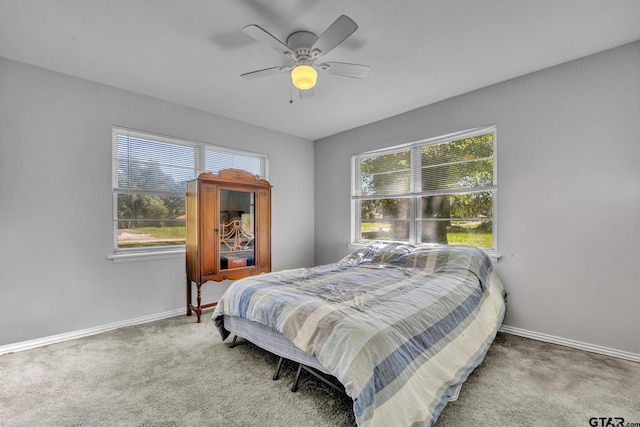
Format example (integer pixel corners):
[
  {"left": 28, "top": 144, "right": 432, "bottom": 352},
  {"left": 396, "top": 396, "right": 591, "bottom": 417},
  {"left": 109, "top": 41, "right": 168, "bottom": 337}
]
[{"left": 185, "top": 169, "right": 271, "bottom": 322}]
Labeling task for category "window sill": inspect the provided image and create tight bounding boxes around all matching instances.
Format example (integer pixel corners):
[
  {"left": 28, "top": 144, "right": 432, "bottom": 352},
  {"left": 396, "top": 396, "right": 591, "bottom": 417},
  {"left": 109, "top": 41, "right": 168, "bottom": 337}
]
[{"left": 108, "top": 248, "right": 185, "bottom": 263}]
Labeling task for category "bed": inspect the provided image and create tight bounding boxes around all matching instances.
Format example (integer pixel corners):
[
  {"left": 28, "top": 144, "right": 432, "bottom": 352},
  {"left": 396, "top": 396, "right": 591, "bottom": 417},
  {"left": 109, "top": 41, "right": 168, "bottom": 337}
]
[{"left": 212, "top": 243, "right": 507, "bottom": 427}]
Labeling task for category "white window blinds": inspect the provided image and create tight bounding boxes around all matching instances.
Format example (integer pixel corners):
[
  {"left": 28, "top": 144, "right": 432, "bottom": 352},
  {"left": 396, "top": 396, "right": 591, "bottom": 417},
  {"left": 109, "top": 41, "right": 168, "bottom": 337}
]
[
  {"left": 352, "top": 125, "right": 497, "bottom": 250},
  {"left": 113, "top": 127, "right": 267, "bottom": 195}
]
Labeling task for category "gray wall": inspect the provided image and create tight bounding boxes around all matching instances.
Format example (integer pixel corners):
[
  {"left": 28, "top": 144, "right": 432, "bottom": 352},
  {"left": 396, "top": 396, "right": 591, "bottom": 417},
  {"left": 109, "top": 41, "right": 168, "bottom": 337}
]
[
  {"left": 0, "top": 57, "right": 315, "bottom": 346},
  {"left": 315, "top": 41, "right": 640, "bottom": 355}
]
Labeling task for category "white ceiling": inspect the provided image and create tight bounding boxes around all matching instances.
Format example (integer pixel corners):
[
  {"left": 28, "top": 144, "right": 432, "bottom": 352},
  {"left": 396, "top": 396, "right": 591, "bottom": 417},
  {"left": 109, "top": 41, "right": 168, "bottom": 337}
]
[{"left": 2, "top": 0, "right": 640, "bottom": 141}]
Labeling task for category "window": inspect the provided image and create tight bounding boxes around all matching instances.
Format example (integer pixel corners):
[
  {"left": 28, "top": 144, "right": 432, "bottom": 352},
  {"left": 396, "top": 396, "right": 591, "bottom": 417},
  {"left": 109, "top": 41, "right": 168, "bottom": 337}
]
[
  {"left": 112, "top": 127, "right": 267, "bottom": 253},
  {"left": 352, "top": 125, "right": 497, "bottom": 252}
]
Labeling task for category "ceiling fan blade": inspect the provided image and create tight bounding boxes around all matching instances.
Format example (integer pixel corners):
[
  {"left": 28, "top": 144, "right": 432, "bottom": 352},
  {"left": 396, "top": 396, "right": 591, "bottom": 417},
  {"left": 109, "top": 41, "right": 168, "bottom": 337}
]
[
  {"left": 240, "top": 66, "right": 286, "bottom": 80},
  {"left": 243, "top": 24, "right": 294, "bottom": 57},
  {"left": 311, "top": 15, "right": 358, "bottom": 57},
  {"left": 317, "top": 62, "right": 370, "bottom": 79},
  {"left": 299, "top": 87, "right": 315, "bottom": 99}
]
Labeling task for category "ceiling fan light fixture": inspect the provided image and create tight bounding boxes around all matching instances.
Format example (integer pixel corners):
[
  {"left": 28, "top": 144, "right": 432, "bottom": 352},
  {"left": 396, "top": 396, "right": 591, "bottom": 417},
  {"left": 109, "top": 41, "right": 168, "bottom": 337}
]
[{"left": 291, "top": 65, "right": 317, "bottom": 90}]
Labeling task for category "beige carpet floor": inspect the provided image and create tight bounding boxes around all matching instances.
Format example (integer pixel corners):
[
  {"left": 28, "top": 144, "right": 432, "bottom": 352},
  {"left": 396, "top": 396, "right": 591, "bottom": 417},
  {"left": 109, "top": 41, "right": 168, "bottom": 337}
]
[{"left": 1, "top": 313, "right": 638, "bottom": 426}]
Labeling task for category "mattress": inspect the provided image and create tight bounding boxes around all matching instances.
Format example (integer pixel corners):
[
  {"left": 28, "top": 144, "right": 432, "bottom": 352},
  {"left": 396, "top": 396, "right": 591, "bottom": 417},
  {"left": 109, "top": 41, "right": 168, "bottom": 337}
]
[
  {"left": 223, "top": 314, "right": 328, "bottom": 374},
  {"left": 212, "top": 243, "right": 506, "bottom": 426}
]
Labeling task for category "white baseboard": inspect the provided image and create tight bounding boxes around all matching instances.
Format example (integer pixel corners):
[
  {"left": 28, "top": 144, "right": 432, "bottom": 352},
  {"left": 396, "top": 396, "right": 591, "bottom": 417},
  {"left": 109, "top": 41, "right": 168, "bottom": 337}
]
[
  {"left": 0, "top": 308, "right": 185, "bottom": 356},
  {"left": 2, "top": 313, "right": 638, "bottom": 364},
  {"left": 499, "top": 325, "right": 640, "bottom": 363}
]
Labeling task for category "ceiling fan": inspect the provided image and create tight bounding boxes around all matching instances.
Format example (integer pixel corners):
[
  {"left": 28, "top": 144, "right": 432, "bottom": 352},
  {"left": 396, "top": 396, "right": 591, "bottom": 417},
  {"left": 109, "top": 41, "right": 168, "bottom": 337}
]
[{"left": 240, "top": 15, "right": 370, "bottom": 99}]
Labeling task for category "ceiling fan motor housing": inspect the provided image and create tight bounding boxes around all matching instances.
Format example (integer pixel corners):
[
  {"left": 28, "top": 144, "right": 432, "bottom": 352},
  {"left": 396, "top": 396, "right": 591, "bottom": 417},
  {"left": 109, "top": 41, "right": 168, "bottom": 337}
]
[{"left": 286, "top": 31, "right": 320, "bottom": 62}]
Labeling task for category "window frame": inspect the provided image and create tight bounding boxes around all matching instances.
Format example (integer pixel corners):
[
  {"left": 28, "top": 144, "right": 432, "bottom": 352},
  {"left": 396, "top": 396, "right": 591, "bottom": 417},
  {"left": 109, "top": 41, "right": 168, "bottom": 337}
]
[
  {"left": 110, "top": 127, "right": 268, "bottom": 260},
  {"left": 351, "top": 125, "right": 498, "bottom": 257}
]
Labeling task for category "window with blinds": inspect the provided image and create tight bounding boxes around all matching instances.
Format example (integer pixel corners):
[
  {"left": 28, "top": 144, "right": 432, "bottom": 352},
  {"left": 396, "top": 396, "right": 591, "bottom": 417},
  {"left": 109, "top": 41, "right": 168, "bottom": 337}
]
[
  {"left": 112, "top": 127, "right": 268, "bottom": 252},
  {"left": 352, "top": 125, "right": 497, "bottom": 250}
]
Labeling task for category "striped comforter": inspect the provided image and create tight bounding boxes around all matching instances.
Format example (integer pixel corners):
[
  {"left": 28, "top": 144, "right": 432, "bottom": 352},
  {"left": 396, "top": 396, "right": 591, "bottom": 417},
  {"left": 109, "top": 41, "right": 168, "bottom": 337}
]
[{"left": 213, "top": 244, "right": 507, "bottom": 426}]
